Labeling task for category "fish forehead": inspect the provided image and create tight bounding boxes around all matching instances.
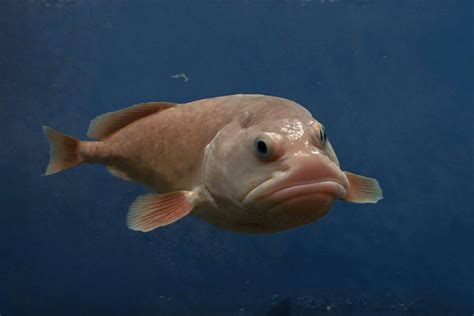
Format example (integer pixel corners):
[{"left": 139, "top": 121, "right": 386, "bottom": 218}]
[
  {"left": 242, "top": 98, "right": 316, "bottom": 131},
  {"left": 253, "top": 117, "right": 319, "bottom": 143},
  {"left": 279, "top": 119, "right": 309, "bottom": 140}
]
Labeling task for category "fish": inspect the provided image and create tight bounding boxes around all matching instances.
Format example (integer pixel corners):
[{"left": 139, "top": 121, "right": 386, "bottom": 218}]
[
  {"left": 42, "top": 94, "right": 382, "bottom": 234},
  {"left": 170, "top": 73, "right": 189, "bottom": 83}
]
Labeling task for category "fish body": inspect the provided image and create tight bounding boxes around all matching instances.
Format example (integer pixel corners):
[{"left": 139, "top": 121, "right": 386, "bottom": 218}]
[{"left": 43, "top": 94, "right": 382, "bottom": 234}]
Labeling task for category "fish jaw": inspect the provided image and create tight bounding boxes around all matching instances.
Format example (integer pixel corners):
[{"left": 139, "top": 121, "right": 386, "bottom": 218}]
[
  {"left": 243, "top": 176, "right": 347, "bottom": 208},
  {"left": 260, "top": 181, "right": 346, "bottom": 204},
  {"left": 242, "top": 154, "right": 348, "bottom": 207},
  {"left": 237, "top": 155, "right": 348, "bottom": 232}
]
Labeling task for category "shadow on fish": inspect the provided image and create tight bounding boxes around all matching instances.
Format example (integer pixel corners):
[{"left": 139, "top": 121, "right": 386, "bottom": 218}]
[{"left": 42, "top": 94, "right": 382, "bottom": 234}]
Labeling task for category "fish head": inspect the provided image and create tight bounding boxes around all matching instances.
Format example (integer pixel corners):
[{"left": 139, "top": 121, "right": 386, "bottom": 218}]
[{"left": 203, "top": 108, "right": 350, "bottom": 230}]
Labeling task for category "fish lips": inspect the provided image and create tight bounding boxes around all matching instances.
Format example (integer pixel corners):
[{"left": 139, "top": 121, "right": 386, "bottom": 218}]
[{"left": 243, "top": 178, "right": 347, "bottom": 207}]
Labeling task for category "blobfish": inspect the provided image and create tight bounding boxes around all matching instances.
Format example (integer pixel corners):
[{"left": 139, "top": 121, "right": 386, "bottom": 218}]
[{"left": 43, "top": 94, "right": 382, "bottom": 234}]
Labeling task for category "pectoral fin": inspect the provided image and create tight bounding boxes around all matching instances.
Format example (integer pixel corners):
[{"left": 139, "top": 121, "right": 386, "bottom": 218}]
[
  {"left": 343, "top": 171, "right": 383, "bottom": 203},
  {"left": 126, "top": 191, "right": 194, "bottom": 232}
]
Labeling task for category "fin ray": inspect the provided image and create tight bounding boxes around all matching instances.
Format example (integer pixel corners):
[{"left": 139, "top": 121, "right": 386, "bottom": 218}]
[
  {"left": 43, "top": 126, "right": 82, "bottom": 175},
  {"left": 87, "top": 102, "right": 176, "bottom": 140},
  {"left": 126, "top": 192, "right": 194, "bottom": 232},
  {"left": 343, "top": 171, "right": 383, "bottom": 203}
]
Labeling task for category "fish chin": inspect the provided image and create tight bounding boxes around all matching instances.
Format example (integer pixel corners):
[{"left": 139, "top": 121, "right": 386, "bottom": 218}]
[
  {"left": 259, "top": 182, "right": 345, "bottom": 230},
  {"left": 241, "top": 190, "right": 336, "bottom": 232},
  {"left": 263, "top": 192, "right": 335, "bottom": 229}
]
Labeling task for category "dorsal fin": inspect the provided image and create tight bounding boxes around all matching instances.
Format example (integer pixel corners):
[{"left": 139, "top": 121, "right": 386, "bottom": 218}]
[{"left": 87, "top": 102, "right": 176, "bottom": 139}]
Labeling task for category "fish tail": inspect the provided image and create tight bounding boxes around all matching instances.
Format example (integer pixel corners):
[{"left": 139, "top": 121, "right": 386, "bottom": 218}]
[{"left": 42, "top": 126, "right": 83, "bottom": 176}]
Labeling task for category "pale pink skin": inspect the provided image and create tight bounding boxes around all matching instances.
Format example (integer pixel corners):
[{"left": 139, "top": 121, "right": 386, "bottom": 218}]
[{"left": 82, "top": 95, "right": 349, "bottom": 234}]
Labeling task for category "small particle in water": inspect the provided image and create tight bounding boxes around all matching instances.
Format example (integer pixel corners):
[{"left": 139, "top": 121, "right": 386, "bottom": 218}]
[
  {"left": 159, "top": 295, "right": 172, "bottom": 301},
  {"left": 170, "top": 73, "right": 189, "bottom": 83}
]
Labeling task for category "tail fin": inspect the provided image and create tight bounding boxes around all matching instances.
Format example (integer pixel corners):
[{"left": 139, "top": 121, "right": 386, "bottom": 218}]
[{"left": 42, "top": 126, "right": 82, "bottom": 176}]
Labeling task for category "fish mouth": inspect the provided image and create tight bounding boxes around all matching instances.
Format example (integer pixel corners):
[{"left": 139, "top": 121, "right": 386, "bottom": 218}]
[
  {"left": 263, "top": 181, "right": 346, "bottom": 203},
  {"left": 243, "top": 173, "right": 347, "bottom": 206}
]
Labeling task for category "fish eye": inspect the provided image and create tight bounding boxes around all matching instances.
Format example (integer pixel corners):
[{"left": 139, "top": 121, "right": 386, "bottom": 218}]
[
  {"left": 256, "top": 140, "right": 268, "bottom": 155},
  {"left": 254, "top": 134, "right": 282, "bottom": 161},
  {"left": 319, "top": 125, "right": 327, "bottom": 144}
]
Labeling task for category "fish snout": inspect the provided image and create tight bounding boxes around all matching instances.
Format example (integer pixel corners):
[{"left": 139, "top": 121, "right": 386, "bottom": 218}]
[{"left": 283, "top": 154, "right": 348, "bottom": 190}]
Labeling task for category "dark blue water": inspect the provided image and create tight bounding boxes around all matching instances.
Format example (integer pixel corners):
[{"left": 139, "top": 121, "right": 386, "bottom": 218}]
[{"left": 1, "top": 0, "right": 472, "bottom": 315}]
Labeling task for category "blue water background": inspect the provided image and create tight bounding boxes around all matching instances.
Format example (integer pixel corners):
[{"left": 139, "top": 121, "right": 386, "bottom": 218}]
[{"left": 1, "top": 0, "right": 472, "bottom": 315}]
